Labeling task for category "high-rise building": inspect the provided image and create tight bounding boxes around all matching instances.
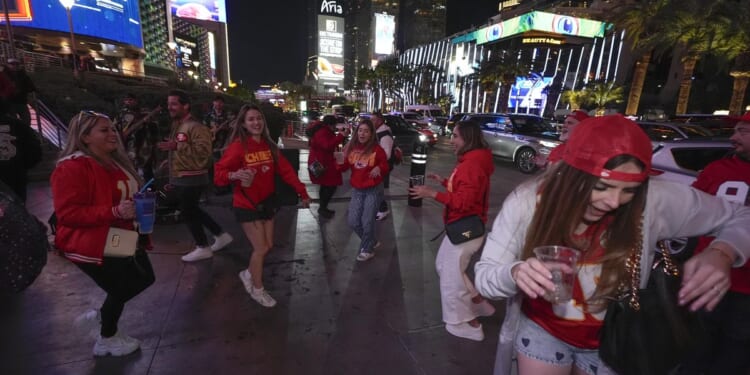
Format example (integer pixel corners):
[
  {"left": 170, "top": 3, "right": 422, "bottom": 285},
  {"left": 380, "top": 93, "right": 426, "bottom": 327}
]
[{"left": 399, "top": 0, "right": 446, "bottom": 50}]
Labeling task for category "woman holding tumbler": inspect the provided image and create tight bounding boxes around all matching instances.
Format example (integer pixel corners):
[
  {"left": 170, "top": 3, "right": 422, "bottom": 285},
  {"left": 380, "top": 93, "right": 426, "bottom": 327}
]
[
  {"left": 409, "top": 120, "right": 495, "bottom": 341},
  {"left": 474, "top": 115, "right": 750, "bottom": 375},
  {"left": 214, "top": 104, "right": 310, "bottom": 308},
  {"left": 51, "top": 110, "right": 155, "bottom": 356},
  {"left": 307, "top": 115, "right": 348, "bottom": 219}
]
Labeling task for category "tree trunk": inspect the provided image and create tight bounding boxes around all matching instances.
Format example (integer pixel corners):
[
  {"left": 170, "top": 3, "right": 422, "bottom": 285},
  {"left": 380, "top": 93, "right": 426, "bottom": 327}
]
[
  {"left": 728, "top": 75, "right": 749, "bottom": 116},
  {"left": 675, "top": 56, "right": 698, "bottom": 115},
  {"left": 626, "top": 53, "right": 651, "bottom": 116}
]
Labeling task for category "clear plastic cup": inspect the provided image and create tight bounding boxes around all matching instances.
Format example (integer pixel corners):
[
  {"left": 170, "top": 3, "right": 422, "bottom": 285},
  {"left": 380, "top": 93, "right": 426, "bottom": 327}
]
[
  {"left": 533, "top": 246, "right": 580, "bottom": 303},
  {"left": 241, "top": 168, "right": 256, "bottom": 187},
  {"left": 409, "top": 175, "right": 425, "bottom": 187},
  {"left": 334, "top": 151, "right": 345, "bottom": 164}
]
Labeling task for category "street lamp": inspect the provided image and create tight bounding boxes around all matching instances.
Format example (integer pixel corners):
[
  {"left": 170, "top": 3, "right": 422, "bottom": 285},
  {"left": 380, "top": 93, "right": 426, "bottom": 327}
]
[{"left": 59, "top": 0, "right": 78, "bottom": 78}]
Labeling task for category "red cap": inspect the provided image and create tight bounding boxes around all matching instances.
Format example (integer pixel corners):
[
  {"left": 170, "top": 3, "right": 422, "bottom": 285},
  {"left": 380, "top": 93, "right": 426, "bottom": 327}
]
[
  {"left": 563, "top": 115, "right": 652, "bottom": 182},
  {"left": 566, "top": 110, "right": 590, "bottom": 122}
]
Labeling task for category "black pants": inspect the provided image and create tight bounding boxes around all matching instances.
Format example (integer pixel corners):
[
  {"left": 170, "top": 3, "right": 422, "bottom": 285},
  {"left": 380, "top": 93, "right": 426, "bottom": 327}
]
[
  {"left": 319, "top": 185, "right": 337, "bottom": 210},
  {"left": 75, "top": 249, "right": 155, "bottom": 337},
  {"left": 175, "top": 185, "right": 223, "bottom": 247},
  {"left": 378, "top": 172, "right": 390, "bottom": 213}
]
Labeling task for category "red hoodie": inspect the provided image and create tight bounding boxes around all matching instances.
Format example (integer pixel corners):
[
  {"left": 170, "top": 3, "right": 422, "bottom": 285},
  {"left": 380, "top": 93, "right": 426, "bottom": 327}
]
[
  {"left": 434, "top": 148, "right": 494, "bottom": 224},
  {"left": 214, "top": 137, "right": 309, "bottom": 210},
  {"left": 338, "top": 145, "right": 389, "bottom": 189}
]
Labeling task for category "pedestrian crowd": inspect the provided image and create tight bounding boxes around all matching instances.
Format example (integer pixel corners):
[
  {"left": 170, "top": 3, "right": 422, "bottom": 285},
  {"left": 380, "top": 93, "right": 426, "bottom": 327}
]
[{"left": 3, "top": 79, "right": 750, "bottom": 375}]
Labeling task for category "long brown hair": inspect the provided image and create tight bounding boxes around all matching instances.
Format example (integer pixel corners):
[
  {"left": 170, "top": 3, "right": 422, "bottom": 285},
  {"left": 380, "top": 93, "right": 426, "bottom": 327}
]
[
  {"left": 454, "top": 120, "right": 489, "bottom": 156},
  {"left": 521, "top": 155, "right": 648, "bottom": 307},
  {"left": 344, "top": 119, "right": 377, "bottom": 157},
  {"left": 229, "top": 103, "right": 279, "bottom": 160}
]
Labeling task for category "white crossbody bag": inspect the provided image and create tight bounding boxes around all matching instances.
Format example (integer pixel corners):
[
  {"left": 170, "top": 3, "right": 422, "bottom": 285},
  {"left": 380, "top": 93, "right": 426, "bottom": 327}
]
[{"left": 103, "top": 227, "right": 138, "bottom": 257}]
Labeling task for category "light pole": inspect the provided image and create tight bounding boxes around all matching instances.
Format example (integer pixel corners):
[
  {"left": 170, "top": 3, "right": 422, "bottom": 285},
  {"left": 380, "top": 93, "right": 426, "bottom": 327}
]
[
  {"left": 59, "top": 0, "right": 78, "bottom": 78},
  {"left": 2, "top": 0, "right": 16, "bottom": 58}
]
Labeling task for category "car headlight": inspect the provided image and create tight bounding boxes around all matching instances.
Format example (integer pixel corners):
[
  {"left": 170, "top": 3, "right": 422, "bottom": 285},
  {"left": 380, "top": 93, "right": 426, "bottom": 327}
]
[
  {"left": 432, "top": 134, "right": 438, "bottom": 139},
  {"left": 302, "top": 116, "right": 309, "bottom": 124},
  {"left": 419, "top": 134, "right": 428, "bottom": 142},
  {"left": 540, "top": 140, "right": 558, "bottom": 148}
]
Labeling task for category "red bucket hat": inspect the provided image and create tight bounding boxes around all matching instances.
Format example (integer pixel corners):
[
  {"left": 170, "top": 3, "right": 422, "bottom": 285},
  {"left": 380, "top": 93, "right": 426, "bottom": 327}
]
[
  {"left": 563, "top": 115, "right": 652, "bottom": 182},
  {"left": 566, "top": 110, "right": 590, "bottom": 122}
]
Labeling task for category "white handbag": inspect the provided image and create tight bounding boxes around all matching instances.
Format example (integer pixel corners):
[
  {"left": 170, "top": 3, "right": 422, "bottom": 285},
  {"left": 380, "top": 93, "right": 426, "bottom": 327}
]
[{"left": 103, "top": 227, "right": 138, "bottom": 257}]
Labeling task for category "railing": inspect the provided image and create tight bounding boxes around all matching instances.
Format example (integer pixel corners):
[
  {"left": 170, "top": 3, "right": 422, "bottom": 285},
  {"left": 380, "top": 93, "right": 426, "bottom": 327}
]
[{"left": 30, "top": 99, "right": 69, "bottom": 149}]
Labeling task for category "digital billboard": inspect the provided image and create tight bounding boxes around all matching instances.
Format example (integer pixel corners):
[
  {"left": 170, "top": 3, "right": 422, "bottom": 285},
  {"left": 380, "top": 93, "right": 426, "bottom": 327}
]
[
  {"left": 374, "top": 13, "right": 395, "bottom": 56},
  {"left": 171, "top": 0, "right": 227, "bottom": 23},
  {"left": 174, "top": 34, "right": 198, "bottom": 69},
  {"left": 2, "top": 0, "right": 143, "bottom": 48},
  {"left": 317, "top": 15, "right": 344, "bottom": 85},
  {"left": 508, "top": 76, "right": 553, "bottom": 109}
]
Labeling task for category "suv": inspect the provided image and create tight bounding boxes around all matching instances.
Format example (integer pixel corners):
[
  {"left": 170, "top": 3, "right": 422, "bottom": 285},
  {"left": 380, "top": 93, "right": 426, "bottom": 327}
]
[
  {"left": 465, "top": 113, "right": 561, "bottom": 173},
  {"left": 354, "top": 113, "right": 428, "bottom": 154},
  {"left": 637, "top": 121, "right": 716, "bottom": 141}
]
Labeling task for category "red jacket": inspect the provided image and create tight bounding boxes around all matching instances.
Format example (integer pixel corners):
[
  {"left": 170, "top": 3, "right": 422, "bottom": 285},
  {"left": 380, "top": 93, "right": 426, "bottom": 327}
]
[
  {"left": 51, "top": 153, "right": 138, "bottom": 264},
  {"left": 435, "top": 148, "right": 494, "bottom": 224},
  {"left": 308, "top": 124, "right": 345, "bottom": 186},
  {"left": 691, "top": 155, "right": 750, "bottom": 294},
  {"left": 338, "top": 145, "right": 389, "bottom": 189},
  {"left": 214, "top": 137, "right": 310, "bottom": 210}
]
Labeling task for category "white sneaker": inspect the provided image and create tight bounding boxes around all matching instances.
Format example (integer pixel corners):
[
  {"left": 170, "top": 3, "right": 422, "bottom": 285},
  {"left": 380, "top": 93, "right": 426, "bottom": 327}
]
[
  {"left": 74, "top": 309, "right": 101, "bottom": 338},
  {"left": 114, "top": 330, "right": 141, "bottom": 347},
  {"left": 238, "top": 269, "right": 253, "bottom": 294},
  {"left": 181, "top": 246, "right": 213, "bottom": 262},
  {"left": 93, "top": 333, "right": 141, "bottom": 356},
  {"left": 210, "top": 232, "right": 233, "bottom": 252},
  {"left": 249, "top": 286, "right": 277, "bottom": 308},
  {"left": 446, "top": 322, "right": 484, "bottom": 341},
  {"left": 376, "top": 210, "right": 390, "bottom": 221},
  {"left": 356, "top": 251, "right": 375, "bottom": 262}
]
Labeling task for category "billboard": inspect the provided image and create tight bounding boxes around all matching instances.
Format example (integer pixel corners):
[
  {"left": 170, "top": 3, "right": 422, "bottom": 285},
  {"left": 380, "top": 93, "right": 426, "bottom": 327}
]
[
  {"left": 508, "top": 76, "right": 553, "bottom": 109},
  {"left": 174, "top": 34, "right": 198, "bottom": 69},
  {"left": 317, "top": 15, "right": 344, "bottom": 85},
  {"left": 171, "top": 0, "right": 227, "bottom": 23},
  {"left": 2, "top": 0, "right": 143, "bottom": 48},
  {"left": 374, "top": 13, "right": 395, "bottom": 56}
]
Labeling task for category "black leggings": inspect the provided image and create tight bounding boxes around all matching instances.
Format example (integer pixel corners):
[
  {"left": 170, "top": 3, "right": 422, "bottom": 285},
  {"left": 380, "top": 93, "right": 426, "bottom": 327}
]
[
  {"left": 319, "top": 185, "right": 337, "bottom": 210},
  {"left": 175, "top": 185, "right": 223, "bottom": 247},
  {"left": 75, "top": 249, "right": 155, "bottom": 337}
]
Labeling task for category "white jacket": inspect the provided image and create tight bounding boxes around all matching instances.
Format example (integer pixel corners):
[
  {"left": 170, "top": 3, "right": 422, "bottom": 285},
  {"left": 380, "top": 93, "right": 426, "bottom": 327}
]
[{"left": 475, "top": 178, "right": 750, "bottom": 375}]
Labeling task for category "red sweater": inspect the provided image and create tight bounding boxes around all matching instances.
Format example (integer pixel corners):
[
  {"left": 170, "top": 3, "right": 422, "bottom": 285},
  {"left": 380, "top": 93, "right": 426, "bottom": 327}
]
[
  {"left": 214, "top": 137, "right": 309, "bottom": 210},
  {"left": 51, "top": 153, "right": 138, "bottom": 264},
  {"left": 338, "top": 145, "right": 389, "bottom": 189},
  {"left": 435, "top": 148, "right": 494, "bottom": 224}
]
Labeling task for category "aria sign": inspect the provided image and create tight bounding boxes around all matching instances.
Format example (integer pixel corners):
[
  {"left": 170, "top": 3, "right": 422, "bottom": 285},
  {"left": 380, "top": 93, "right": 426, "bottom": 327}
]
[{"left": 320, "top": 0, "right": 343, "bottom": 15}]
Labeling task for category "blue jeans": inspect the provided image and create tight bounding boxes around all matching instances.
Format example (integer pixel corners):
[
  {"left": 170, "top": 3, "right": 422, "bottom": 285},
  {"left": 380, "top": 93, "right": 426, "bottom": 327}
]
[{"left": 347, "top": 184, "right": 383, "bottom": 253}]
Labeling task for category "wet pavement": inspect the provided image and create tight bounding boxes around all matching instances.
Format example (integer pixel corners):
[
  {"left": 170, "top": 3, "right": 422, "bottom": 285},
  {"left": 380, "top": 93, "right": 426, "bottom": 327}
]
[{"left": 2, "top": 141, "right": 531, "bottom": 375}]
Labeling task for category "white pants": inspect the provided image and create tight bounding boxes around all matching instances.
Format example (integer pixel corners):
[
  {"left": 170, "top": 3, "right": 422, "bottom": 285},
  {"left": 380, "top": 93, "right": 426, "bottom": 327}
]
[{"left": 435, "top": 234, "right": 486, "bottom": 325}]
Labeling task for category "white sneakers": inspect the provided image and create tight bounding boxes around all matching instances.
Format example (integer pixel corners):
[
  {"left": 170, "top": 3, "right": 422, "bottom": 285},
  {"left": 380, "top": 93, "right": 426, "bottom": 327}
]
[
  {"left": 356, "top": 251, "right": 375, "bottom": 262},
  {"left": 376, "top": 210, "right": 390, "bottom": 221},
  {"left": 182, "top": 233, "right": 233, "bottom": 262},
  {"left": 239, "top": 270, "right": 276, "bottom": 307},
  {"left": 210, "top": 232, "right": 233, "bottom": 252},
  {"left": 93, "top": 331, "right": 141, "bottom": 356},
  {"left": 73, "top": 309, "right": 101, "bottom": 337},
  {"left": 446, "top": 322, "right": 485, "bottom": 341}
]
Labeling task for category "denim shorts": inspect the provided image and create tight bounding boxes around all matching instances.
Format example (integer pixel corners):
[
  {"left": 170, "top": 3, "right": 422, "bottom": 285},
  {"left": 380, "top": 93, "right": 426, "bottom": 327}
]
[{"left": 514, "top": 315, "right": 616, "bottom": 375}]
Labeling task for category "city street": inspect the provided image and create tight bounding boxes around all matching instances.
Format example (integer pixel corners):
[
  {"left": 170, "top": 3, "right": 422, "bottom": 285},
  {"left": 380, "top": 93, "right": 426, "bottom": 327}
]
[{"left": 2, "top": 137, "right": 535, "bottom": 375}]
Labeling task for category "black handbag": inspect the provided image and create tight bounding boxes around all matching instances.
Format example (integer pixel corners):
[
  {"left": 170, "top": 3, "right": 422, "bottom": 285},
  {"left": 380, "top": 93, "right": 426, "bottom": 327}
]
[
  {"left": 599, "top": 240, "right": 706, "bottom": 375},
  {"left": 445, "top": 215, "right": 485, "bottom": 244},
  {"left": 308, "top": 160, "right": 326, "bottom": 178}
]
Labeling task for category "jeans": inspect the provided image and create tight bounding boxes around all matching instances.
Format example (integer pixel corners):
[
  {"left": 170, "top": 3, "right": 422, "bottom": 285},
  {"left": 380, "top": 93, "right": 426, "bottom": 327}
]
[
  {"left": 174, "top": 185, "right": 223, "bottom": 247},
  {"left": 75, "top": 249, "right": 155, "bottom": 337},
  {"left": 347, "top": 184, "right": 383, "bottom": 253}
]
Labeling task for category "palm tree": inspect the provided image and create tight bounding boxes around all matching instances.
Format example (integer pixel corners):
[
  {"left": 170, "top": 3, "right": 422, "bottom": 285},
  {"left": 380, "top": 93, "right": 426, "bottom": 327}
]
[
  {"left": 729, "top": 52, "right": 750, "bottom": 115},
  {"left": 477, "top": 49, "right": 529, "bottom": 113},
  {"left": 560, "top": 88, "right": 588, "bottom": 110},
  {"left": 584, "top": 81, "right": 625, "bottom": 114}
]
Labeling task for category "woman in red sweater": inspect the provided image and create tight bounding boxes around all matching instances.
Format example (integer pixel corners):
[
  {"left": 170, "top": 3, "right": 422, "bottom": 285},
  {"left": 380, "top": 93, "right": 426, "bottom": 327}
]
[
  {"left": 338, "top": 119, "right": 389, "bottom": 262},
  {"left": 307, "top": 115, "right": 348, "bottom": 219},
  {"left": 214, "top": 104, "right": 310, "bottom": 307}
]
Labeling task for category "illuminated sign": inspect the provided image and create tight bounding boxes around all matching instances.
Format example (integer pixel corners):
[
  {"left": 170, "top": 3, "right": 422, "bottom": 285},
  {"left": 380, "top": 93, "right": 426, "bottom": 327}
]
[
  {"left": 320, "top": 0, "right": 343, "bottom": 15},
  {"left": 451, "top": 11, "right": 608, "bottom": 45},
  {"left": 4, "top": 0, "right": 143, "bottom": 48},
  {"left": 317, "top": 15, "right": 345, "bottom": 85},
  {"left": 171, "top": 0, "right": 227, "bottom": 23},
  {"left": 374, "top": 13, "right": 395, "bottom": 55},
  {"left": 174, "top": 34, "right": 198, "bottom": 69},
  {"left": 499, "top": 0, "right": 520, "bottom": 10},
  {"left": 522, "top": 37, "right": 563, "bottom": 45},
  {"left": 508, "top": 76, "right": 553, "bottom": 109}
]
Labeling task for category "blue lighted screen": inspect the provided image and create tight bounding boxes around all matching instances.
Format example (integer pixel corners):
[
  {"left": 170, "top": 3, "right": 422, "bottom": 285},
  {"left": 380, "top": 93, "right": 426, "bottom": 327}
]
[
  {"left": 508, "top": 77, "right": 553, "bottom": 109},
  {"left": 9, "top": 0, "right": 143, "bottom": 48}
]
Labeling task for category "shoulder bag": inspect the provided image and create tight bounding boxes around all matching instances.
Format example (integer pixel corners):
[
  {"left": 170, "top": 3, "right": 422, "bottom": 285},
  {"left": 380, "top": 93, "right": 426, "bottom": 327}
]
[
  {"left": 599, "top": 238, "right": 706, "bottom": 375},
  {"left": 103, "top": 227, "right": 139, "bottom": 257},
  {"left": 308, "top": 160, "right": 326, "bottom": 178},
  {"left": 443, "top": 185, "right": 488, "bottom": 245}
]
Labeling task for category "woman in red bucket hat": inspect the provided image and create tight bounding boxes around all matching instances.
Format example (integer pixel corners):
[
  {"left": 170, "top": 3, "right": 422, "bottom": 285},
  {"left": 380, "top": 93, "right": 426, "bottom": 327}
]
[{"left": 475, "top": 115, "right": 750, "bottom": 375}]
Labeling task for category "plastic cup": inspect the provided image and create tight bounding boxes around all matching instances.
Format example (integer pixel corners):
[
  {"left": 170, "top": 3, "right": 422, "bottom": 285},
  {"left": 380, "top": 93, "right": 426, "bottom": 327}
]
[
  {"left": 533, "top": 246, "right": 580, "bottom": 303},
  {"left": 334, "top": 151, "right": 345, "bottom": 164},
  {"left": 409, "top": 175, "right": 425, "bottom": 187},
  {"left": 134, "top": 191, "right": 157, "bottom": 234},
  {"left": 241, "top": 168, "right": 256, "bottom": 187}
]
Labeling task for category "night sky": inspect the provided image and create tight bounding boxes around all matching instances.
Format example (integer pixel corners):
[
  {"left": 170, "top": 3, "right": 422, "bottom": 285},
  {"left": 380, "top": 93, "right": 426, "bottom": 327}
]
[{"left": 226, "top": 0, "right": 500, "bottom": 90}]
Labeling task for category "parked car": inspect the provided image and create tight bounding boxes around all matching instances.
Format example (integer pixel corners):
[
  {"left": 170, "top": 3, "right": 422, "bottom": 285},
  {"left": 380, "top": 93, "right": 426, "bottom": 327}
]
[
  {"left": 637, "top": 121, "right": 717, "bottom": 141},
  {"left": 671, "top": 114, "right": 734, "bottom": 137},
  {"left": 650, "top": 139, "right": 734, "bottom": 259},
  {"left": 404, "top": 105, "right": 449, "bottom": 135},
  {"left": 446, "top": 112, "right": 469, "bottom": 134},
  {"left": 464, "top": 113, "right": 561, "bottom": 173},
  {"left": 354, "top": 113, "right": 428, "bottom": 155},
  {"left": 392, "top": 112, "right": 438, "bottom": 146}
]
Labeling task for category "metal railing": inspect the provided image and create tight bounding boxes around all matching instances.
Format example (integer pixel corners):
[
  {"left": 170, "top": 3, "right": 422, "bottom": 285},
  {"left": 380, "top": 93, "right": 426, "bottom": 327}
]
[{"left": 30, "top": 99, "right": 69, "bottom": 149}]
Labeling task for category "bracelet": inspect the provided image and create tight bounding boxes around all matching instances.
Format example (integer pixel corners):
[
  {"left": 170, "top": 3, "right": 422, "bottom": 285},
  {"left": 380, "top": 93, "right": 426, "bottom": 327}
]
[{"left": 709, "top": 247, "right": 735, "bottom": 264}]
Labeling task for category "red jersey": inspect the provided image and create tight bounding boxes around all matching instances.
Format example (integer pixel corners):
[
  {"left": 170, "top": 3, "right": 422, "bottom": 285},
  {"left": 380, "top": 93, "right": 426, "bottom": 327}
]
[
  {"left": 691, "top": 155, "right": 750, "bottom": 294},
  {"left": 338, "top": 145, "right": 389, "bottom": 189},
  {"left": 523, "top": 221, "right": 610, "bottom": 349}
]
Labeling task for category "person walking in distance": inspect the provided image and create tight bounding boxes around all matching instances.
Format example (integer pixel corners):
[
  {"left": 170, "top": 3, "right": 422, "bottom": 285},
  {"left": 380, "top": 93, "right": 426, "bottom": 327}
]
[
  {"left": 537, "top": 110, "right": 589, "bottom": 169},
  {"left": 338, "top": 119, "right": 389, "bottom": 262},
  {"left": 51, "top": 111, "right": 155, "bottom": 356},
  {"left": 157, "top": 90, "right": 232, "bottom": 262},
  {"left": 679, "top": 112, "right": 750, "bottom": 375},
  {"left": 308, "top": 115, "right": 349, "bottom": 219},
  {"left": 372, "top": 111, "right": 394, "bottom": 221},
  {"left": 214, "top": 104, "right": 310, "bottom": 307},
  {"left": 409, "top": 121, "right": 496, "bottom": 341}
]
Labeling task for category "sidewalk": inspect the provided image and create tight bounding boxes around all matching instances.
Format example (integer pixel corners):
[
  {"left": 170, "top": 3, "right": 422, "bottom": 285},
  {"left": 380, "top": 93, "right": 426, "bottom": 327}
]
[{"left": 2, "top": 145, "right": 505, "bottom": 375}]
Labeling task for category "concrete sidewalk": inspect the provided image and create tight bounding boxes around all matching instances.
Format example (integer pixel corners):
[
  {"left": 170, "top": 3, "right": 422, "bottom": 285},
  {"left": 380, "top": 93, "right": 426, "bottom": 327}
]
[{"left": 2, "top": 147, "right": 507, "bottom": 375}]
